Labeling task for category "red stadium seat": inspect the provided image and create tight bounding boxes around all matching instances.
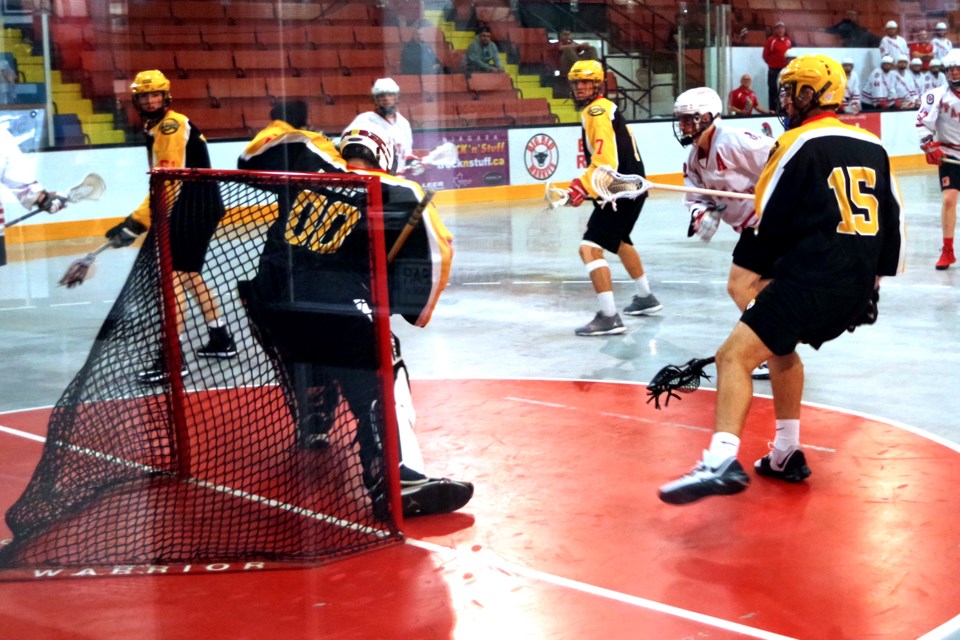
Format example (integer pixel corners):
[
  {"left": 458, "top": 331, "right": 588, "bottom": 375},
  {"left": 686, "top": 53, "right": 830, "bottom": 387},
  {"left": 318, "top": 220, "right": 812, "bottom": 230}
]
[
  {"left": 265, "top": 76, "right": 323, "bottom": 102},
  {"left": 256, "top": 26, "right": 310, "bottom": 50},
  {"left": 338, "top": 50, "right": 390, "bottom": 77},
  {"left": 304, "top": 25, "right": 361, "bottom": 50},
  {"left": 208, "top": 77, "right": 269, "bottom": 106},
  {"left": 201, "top": 29, "right": 259, "bottom": 50},
  {"left": 234, "top": 50, "right": 292, "bottom": 78},
  {"left": 170, "top": 1, "right": 225, "bottom": 24},
  {"left": 287, "top": 50, "right": 343, "bottom": 77},
  {"left": 175, "top": 49, "right": 237, "bottom": 79},
  {"left": 224, "top": 2, "right": 275, "bottom": 25},
  {"left": 322, "top": 75, "right": 378, "bottom": 105}
]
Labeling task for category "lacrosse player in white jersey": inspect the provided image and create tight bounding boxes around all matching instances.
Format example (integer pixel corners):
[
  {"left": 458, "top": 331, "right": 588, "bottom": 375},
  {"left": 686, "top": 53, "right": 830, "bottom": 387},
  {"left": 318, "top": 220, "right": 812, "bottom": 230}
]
[
  {"left": 917, "top": 49, "right": 960, "bottom": 270},
  {"left": 924, "top": 59, "right": 947, "bottom": 92},
  {"left": 346, "top": 78, "right": 418, "bottom": 175},
  {"left": 932, "top": 22, "right": 953, "bottom": 62},
  {"left": 0, "top": 127, "right": 63, "bottom": 266},
  {"left": 673, "top": 87, "right": 776, "bottom": 379},
  {"left": 839, "top": 58, "right": 862, "bottom": 114}
]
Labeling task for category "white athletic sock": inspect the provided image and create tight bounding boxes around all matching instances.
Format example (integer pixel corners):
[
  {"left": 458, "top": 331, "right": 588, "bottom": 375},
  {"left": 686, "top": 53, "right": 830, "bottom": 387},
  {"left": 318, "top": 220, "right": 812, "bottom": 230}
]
[
  {"left": 634, "top": 274, "right": 651, "bottom": 296},
  {"left": 597, "top": 291, "right": 616, "bottom": 316},
  {"left": 207, "top": 318, "right": 225, "bottom": 329},
  {"left": 707, "top": 431, "right": 740, "bottom": 464},
  {"left": 773, "top": 419, "right": 800, "bottom": 451}
]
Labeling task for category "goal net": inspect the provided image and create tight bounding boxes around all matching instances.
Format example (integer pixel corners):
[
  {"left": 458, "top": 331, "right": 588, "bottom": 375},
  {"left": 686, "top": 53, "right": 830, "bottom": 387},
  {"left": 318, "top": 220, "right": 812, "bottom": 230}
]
[{"left": 0, "top": 169, "right": 404, "bottom": 572}]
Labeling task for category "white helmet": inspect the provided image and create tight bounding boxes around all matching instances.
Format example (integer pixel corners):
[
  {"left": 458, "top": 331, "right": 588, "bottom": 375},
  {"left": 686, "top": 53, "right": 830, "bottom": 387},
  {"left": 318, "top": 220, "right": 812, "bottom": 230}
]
[
  {"left": 935, "top": 22, "right": 947, "bottom": 31},
  {"left": 881, "top": 55, "right": 894, "bottom": 65},
  {"left": 672, "top": 87, "right": 722, "bottom": 147},
  {"left": 372, "top": 77, "right": 400, "bottom": 96},
  {"left": 339, "top": 126, "right": 399, "bottom": 175},
  {"left": 885, "top": 20, "right": 898, "bottom": 29},
  {"left": 910, "top": 57, "right": 922, "bottom": 66},
  {"left": 944, "top": 50, "right": 960, "bottom": 90},
  {"left": 930, "top": 58, "right": 943, "bottom": 68}
]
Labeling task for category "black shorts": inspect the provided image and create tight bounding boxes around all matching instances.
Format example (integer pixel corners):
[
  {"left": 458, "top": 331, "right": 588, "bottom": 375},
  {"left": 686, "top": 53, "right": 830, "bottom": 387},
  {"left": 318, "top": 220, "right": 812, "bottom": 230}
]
[
  {"left": 740, "top": 278, "right": 871, "bottom": 356},
  {"left": 582, "top": 195, "right": 645, "bottom": 253},
  {"left": 731, "top": 227, "right": 775, "bottom": 279},
  {"left": 168, "top": 182, "right": 225, "bottom": 273},
  {"left": 938, "top": 160, "right": 960, "bottom": 191}
]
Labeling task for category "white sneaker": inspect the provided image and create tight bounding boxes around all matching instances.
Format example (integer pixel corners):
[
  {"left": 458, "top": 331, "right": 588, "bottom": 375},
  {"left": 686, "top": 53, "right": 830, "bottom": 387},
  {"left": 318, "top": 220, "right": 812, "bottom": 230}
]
[{"left": 752, "top": 362, "right": 770, "bottom": 380}]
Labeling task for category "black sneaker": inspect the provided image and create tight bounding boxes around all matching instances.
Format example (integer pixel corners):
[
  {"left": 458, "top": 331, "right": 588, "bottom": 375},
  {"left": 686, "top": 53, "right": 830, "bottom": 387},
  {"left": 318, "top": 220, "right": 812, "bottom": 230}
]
[
  {"left": 197, "top": 326, "right": 237, "bottom": 359},
  {"left": 658, "top": 453, "right": 751, "bottom": 505},
  {"left": 755, "top": 447, "right": 811, "bottom": 482},
  {"left": 137, "top": 358, "right": 189, "bottom": 385},
  {"left": 402, "top": 477, "right": 475, "bottom": 517}
]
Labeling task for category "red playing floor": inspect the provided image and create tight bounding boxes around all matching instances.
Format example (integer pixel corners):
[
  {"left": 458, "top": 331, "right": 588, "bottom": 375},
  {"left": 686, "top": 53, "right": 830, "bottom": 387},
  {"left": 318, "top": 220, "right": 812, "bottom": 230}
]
[{"left": 2, "top": 379, "right": 960, "bottom": 639}]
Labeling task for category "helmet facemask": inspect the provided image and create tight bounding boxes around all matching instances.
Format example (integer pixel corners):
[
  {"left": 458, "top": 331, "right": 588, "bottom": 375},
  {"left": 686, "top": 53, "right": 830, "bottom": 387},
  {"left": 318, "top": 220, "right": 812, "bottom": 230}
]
[
  {"left": 778, "top": 81, "right": 823, "bottom": 130},
  {"left": 374, "top": 92, "right": 399, "bottom": 118},
  {"left": 672, "top": 112, "right": 715, "bottom": 147},
  {"left": 569, "top": 79, "right": 603, "bottom": 109}
]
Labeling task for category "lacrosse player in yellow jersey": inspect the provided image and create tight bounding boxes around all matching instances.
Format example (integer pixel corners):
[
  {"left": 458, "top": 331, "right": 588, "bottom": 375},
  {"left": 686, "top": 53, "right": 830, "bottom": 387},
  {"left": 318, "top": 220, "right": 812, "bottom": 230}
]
[
  {"left": 659, "top": 54, "right": 904, "bottom": 505},
  {"left": 105, "top": 70, "right": 236, "bottom": 384},
  {"left": 564, "top": 60, "right": 662, "bottom": 336}
]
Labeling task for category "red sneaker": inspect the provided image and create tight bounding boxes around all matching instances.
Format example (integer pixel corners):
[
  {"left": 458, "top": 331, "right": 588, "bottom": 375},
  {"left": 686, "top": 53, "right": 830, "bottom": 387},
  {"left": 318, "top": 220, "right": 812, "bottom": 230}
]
[{"left": 936, "top": 247, "right": 956, "bottom": 271}]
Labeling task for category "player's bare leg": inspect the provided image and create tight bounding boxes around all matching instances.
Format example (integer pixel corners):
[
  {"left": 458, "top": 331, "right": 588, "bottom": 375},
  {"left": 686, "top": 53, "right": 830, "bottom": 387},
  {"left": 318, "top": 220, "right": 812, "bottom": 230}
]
[
  {"left": 618, "top": 241, "right": 662, "bottom": 316},
  {"left": 937, "top": 188, "right": 957, "bottom": 270},
  {"left": 658, "top": 322, "right": 765, "bottom": 504},
  {"left": 177, "top": 271, "right": 236, "bottom": 360},
  {"left": 727, "top": 263, "right": 772, "bottom": 378},
  {"left": 574, "top": 242, "right": 625, "bottom": 336}
]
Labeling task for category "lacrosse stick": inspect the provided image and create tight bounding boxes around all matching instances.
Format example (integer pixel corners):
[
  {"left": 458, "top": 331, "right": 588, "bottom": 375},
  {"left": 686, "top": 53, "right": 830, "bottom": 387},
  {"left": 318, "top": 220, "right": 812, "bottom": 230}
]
[
  {"left": 646, "top": 356, "right": 716, "bottom": 410},
  {"left": 6, "top": 173, "right": 107, "bottom": 228},
  {"left": 942, "top": 157, "right": 960, "bottom": 166},
  {"left": 58, "top": 241, "right": 113, "bottom": 288},
  {"left": 591, "top": 165, "right": 755, "bottom": 209},
  {"left": 387, "top": 189, "right": 436, "bottom": 263},
  {"left": 419, "top": 141, "right": 459, "bottom": 168},
  {"left": 542, "top": 182, "right": 569, "bottom": 211}
]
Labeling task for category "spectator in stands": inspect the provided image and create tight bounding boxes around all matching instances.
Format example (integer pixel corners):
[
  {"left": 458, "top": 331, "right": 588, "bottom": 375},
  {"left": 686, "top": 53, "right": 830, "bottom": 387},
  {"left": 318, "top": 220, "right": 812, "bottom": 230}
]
[
  {"left": 463, "top": 26, "right": 504, "bottom": 74},
  {"left": 727, "top": 74, "right": 772, "bottom": 116},
  {"left": 839, "top": 58, "right": 862, "bottom": 114},
  {"left": 825, "top": 10, "right": 880, "bottom": 48},
  {"left": 0, "top": 57, "right": 17, "bottom": 105},
  {"left": 762, "top": 22, "right": 792, "bottom": 111},
  {"left": 862, "top": 56, "right": 895, "bottom": 110},
  {"left": 400, "top": 26, "right": 445, "bottom": 75},
  {"left": 346, "top": 78, "right": 417, "bottom": 176},
  {"left": 0, "top": 127, "right": 63, "bottom": 266},
  {"left": 909, "top": 29, "right": 934, "bottom": 69},
  {"left": 932, "top": 22, "right": 953, "bottom": 61},
  {"left": 880, "top": 21, "right": 909, "bottom": 61},
  {"left": 924, "top": 58, "right": 947, "bottom": 92},
  {"left": 556, "top": 28, "right": 600, "bottom": 78},
  {"left": 105, "top": 70, "right": 237, "bottom": 384}
]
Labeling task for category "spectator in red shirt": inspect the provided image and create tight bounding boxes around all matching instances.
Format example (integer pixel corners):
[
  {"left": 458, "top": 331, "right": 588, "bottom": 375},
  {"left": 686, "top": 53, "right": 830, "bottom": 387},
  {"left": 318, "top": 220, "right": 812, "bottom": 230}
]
[
  {"left": 728, "top": 74, "right": 773, "bottom": 115},
  {"left": 762, "top": 21, "right": 792, "bottom": 110},
  {"left": 909, "top": 29, "right": 935, "bottom": 69}
]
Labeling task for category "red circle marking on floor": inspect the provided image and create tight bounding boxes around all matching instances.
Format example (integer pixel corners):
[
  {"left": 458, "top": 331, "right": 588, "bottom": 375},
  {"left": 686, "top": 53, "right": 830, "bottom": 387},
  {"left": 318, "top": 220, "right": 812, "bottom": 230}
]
[{"left": 2, "top": 379, "right": 958, "bottom": 640}]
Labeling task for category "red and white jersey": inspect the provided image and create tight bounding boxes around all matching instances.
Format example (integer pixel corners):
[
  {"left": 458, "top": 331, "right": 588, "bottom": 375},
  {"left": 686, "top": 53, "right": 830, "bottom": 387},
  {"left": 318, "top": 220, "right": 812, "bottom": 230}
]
[
  {"left": 843, "top": 69, "right": 862, "bottom": 106},
  {"left": 903, "top": 70, "right": 924, "bottom": 101},
  {"left": 862, "top": 66, "right": 891, "bottom": 105},
  {"left": 932, "top": 36, "right": 953, "bottom": 61},
  {"left": 0, "top": 126, "right": 44, "bottom": 229},
  {"left": 923, "top": 71, "right": 948, "bottom": 92},
  {"left": 880, "top": 35, "right": 909, "bottom": 59},
  {"left": 916, "top": 84, "right": 960, "bottom": 160},
  {"left": 886, "top": 69, "right": 913, "bottom": 101},
  {"left": 346, "top": 110, "right": 414, "bottom": 173},
  {"left": 682, "top": 123, "right": 773, "bottom": 232}
]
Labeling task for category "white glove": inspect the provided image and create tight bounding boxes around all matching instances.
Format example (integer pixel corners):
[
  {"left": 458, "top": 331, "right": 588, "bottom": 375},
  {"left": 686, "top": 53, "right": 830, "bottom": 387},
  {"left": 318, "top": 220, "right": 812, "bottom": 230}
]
[{"left": 688, "top": 205, "right": 721, "bottom": 243}]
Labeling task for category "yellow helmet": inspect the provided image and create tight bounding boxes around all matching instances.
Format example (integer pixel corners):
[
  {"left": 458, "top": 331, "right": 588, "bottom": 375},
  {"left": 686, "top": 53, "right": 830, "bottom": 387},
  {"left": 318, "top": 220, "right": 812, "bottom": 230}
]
[
  {"left": 779, "top": 54, "right": 846, "bottom": 109},
  {"left": 131, "top": 69, "right": 171, "bottom": 95},
  {"left": 568, "top": 59, "right": 605, "bottom": 82}
]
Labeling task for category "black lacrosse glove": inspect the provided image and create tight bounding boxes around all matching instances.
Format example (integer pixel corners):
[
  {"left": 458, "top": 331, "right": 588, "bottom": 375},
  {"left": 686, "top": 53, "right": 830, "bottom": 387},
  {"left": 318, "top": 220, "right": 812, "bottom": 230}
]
[
  {"left": 35, "top": 190, "right": 66, "bottom": 214},
  {"left": 847, "top": 288, "right": 879, "bottom": 333},
  {"left": 105, "top": 216, "right": 147, "bottom": 248}
]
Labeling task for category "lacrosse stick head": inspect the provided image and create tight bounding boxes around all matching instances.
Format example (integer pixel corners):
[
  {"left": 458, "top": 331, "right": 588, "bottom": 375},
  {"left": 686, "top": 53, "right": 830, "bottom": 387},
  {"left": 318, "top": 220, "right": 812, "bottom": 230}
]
[
  {"left": 543, "top": 182, "right": 569, "bottom": 211},
  {"left": 420, "top": 142, "right": 459, "bottom": 169},
  {"left": 646, "top": 357, "right": 714, "bottom": 410},
  {"left": 67, "top": 173, "right": 106, "bottom": 203},
  {"left": 590, "top": 166, "right": 650, "bottom": 209},
  {"left": 58, "top": 256, "right": 96, "bottom": 288}
]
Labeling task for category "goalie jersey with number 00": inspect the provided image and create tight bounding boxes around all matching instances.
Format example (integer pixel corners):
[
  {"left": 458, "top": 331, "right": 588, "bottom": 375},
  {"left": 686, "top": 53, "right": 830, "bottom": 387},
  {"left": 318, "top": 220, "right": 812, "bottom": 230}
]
[
  {"left": 753, "top": 116, "right": 905, "bottom": 293},
  {"left": 683, "top": 124, "right": 773, "bottom": 232}
]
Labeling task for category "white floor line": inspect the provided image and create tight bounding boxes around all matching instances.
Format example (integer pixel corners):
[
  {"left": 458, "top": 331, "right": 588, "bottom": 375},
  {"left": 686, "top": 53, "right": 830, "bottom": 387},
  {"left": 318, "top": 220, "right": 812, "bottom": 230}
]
[{"left": 406, "top": 537, "right": 798, "bottom": 640}]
